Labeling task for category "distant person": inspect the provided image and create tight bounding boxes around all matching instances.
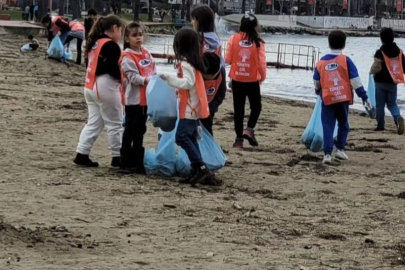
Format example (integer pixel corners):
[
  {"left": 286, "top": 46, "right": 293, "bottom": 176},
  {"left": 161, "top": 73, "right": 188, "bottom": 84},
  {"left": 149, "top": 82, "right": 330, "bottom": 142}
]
[
  {"left": 29, "top": 4, "right": 34, "bottom": 21},
  {"left": 171, "top": 9, "right": 176, "bottom": 23},
  {"left": 74, "top": 15, "right": 124, "bottom": 168},
  {"left": 24, "top": 6, "right": 30, "bottom": 21},
  {"left": 84, "top": 8, "right": 98, "bottom": 39},
  {"left": 313, "top": 30, "right": 370, "bottom": 164},
  {"left": 34, "top": 5, "right": 38, "bottom": 21},
  {"left": 65, "top": 20, "right": 85, "bottom": 65},
  {"left": 225, "top": 13, "right": 266, "bottom": 148},
  {"left": 41, "top": 15, "right": 71, "bottom": 62},
  {"left": 370, "top": 27, "right": 405, "bottom": 134},
  {"left": 27, "top": 35, "right": 39, "bottom": 51}
]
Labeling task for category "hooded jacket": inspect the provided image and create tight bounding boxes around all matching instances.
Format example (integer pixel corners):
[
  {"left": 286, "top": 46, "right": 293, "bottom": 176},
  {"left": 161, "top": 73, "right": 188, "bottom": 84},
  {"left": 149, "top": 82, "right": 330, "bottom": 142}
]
[{"left": 372, "top": 43, "right": 405, "bottom": 84}]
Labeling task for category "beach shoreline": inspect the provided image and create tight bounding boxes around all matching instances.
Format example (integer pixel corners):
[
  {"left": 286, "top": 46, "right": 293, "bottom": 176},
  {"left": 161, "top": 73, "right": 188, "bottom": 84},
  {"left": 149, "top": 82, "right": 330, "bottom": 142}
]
[{"left": 2, "top": 34, "right": 405, "bottom": 269}]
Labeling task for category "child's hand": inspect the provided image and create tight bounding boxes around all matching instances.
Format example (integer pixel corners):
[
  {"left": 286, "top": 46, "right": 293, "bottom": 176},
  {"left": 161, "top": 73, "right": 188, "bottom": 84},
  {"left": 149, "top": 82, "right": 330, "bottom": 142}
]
[
  {"left": 57, "top": 31, "right": 62, "bottom": 36},
  {"left": 159, "top": 74, "right": 168, "bottom": 81},
  {"left": 144, "top": 77, "right": 150, "bottom": 85},
  {"left": 363, "top": 99, "right": 371, "bottom": 109}
]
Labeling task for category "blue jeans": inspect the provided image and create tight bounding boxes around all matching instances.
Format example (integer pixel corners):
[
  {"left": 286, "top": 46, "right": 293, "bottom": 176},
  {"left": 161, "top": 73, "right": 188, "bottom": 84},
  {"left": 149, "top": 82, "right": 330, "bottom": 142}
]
[
  {"left": 321, "top": 102, "right": 350, "bottom": 155},
  {"left": 176, "top": 119, "right": 203, "bottom": 167},
  {"left": 375, "top": 83, "right": 401, "bottom": 129},
  {"left": 59, "top": 31, "right": 70, "bottom": 63}
]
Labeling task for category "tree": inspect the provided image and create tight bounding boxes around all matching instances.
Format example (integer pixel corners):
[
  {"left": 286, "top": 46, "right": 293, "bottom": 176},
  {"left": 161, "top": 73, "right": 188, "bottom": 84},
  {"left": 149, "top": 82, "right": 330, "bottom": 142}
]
[
  {"left": 148, "top": 0, "right": 153, "bottom": 21},
  {"left": 133, "top": 0, "right": 140, "bottom": 21},
  {"left": 72, "top": 0, "right": 80, "bottom": 19},
  {"left": 186, "top": 0, "right": 191, "bottom": 21},
  {"left": 181, "top": 0, "right": 185, "bottom": 19},
  {"left": 241, "top": 0, "right": 246, "bottom": 13},
  {"left": 59, "top": 0, "right": 65, "bottom": 15},
  {"left": 218, "top": 0, "right": 224, "bottom": 15},
  {"left": 37, "top": 0, "right": 48, "bottom": 22},
  {"left": 94, "top": 0, "right": 104, "bottom": 12}
]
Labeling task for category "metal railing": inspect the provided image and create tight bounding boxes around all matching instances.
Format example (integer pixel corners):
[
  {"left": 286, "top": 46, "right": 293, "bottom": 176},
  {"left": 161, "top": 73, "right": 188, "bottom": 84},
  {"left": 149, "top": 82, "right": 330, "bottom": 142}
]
[{"left": 146, "top": 34, "right": 320, "bottom": 70}]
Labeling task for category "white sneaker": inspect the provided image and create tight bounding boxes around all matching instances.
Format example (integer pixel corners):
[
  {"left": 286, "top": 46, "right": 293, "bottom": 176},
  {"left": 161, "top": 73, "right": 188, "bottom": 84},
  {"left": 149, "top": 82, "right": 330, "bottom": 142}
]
[
  {"left": 323, "top": 155, "right": 332, "bottom": 164},
  {"left": 335, "top": 150, "right": 349, "bottom": 160}
]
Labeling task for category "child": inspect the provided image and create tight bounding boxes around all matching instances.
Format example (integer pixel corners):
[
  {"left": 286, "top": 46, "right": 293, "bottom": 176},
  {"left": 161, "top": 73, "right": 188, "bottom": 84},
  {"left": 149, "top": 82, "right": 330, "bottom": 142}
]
[
  {"left": 160, "top": 28, "right": 212, "bottom": 186},
  {"left": 370, "top": 27, "right": 405, "bottom": 135},
  {"left": 28, "top": 35, "right": 39, "bottom": 51},
  {"left": 191, "top": 4, "right": 226, "bottom": 136},
  {"left": 41, "top": 15, "right": 71, "bottom": 44},
  {"left": 225, "top": 13, "right": 266, "bottom": 148},
  {"left": 74, "top": 15, "right": 124, "bottom": 167},
  {"left": 119, "top": 22, "right": 155, "bottom": 173},
  {"left": 65, "top": 20, "right": 85, "bottom": 65},
  {"left": 314, "top": 30, "right": 370, "bottom": 164}
]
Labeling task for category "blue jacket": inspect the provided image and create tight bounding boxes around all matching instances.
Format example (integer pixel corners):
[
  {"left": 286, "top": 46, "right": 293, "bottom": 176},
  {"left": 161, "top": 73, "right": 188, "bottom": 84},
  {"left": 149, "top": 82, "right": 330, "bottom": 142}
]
[{"left": 313, "top": 51, "right": 368, "bottom": 101}]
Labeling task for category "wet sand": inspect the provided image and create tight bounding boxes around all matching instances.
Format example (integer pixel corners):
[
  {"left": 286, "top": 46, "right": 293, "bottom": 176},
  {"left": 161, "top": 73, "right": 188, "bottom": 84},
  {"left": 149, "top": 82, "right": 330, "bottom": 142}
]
[{"left": 1, "top": 34, "right": 405, "bottom": 270}]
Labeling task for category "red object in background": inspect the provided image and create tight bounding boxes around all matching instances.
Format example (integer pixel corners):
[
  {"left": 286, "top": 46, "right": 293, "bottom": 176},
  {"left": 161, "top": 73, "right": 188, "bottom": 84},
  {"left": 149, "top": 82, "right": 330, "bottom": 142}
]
[
  {"left": 397, "top": 0, "right": 402, "bottom": 12},
  {"left": 266, "top": 0, "right": 272, "bottom": 5},
  {"left": 343, "top": 0, "right": 348, "bottom": 9},
  {"left": 308, "top": 0, "right": 315, "bottom": 5}
]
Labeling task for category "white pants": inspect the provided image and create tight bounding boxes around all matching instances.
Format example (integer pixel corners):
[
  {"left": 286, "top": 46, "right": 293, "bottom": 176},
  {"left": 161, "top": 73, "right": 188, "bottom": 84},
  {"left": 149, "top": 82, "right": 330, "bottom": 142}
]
[{"left": 76, "top": 75, "right": 123, "bottom": 157}]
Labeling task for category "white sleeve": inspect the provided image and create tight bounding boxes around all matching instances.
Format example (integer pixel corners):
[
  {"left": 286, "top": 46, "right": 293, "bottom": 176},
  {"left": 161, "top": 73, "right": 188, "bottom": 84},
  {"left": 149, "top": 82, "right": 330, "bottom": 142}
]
[{"left": 165, "top": 62, "right": 195, "bottom": 90}]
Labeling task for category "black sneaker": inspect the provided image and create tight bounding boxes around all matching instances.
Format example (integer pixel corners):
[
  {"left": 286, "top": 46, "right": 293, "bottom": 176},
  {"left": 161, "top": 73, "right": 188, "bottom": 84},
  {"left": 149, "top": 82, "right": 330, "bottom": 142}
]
[
  {"left": 190, "top": 165, "right": 212, "bottom": 186},
  {"left": 111, "top": 157, "right": 121, "bottom": 168},
  {"left": 374, "top": 127, "right": 385, "bottom": 132},
  {"left": 179, "top": 165, "right": 198, "bottom": 184},
  {"left": 202, "top": 173, "right": 223, "bottom": 186},
  {"left": 73, "top": 153, "right": 99, "bottom": 167},
  {"left": 397, "top": 116, "right": 404, "bottom": 135}
]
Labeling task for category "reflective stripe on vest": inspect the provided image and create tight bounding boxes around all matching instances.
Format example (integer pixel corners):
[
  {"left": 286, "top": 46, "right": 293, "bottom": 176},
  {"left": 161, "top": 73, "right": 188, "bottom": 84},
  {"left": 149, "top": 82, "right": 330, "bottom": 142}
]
[
  {"left": 318, "top": 54, "right": 353, "bottom": 106},
  {"left": 177, "top": 63, "right": 210, "bottom": 119},
  {"left": 382, "top": 50, "right": 405, "bottom": 84},
  {"left": 119, "top": 48, "right": 155, "bottom": 106},
  {"left": 84, "top": 38, "right": 111, "bottom": 92},
  {"left": 229, "top": 32, "right": 259, "bottom": 82}
]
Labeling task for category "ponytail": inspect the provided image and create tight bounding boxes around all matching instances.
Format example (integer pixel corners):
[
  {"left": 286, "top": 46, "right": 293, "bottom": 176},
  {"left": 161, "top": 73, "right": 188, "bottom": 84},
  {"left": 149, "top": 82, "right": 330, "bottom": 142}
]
[{"left": 85, "top": 15, "right": 124, "bottom": 55}]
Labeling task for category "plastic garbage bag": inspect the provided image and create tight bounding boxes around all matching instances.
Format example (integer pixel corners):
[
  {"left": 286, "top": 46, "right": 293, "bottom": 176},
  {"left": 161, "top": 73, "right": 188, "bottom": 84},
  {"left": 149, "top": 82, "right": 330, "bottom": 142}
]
[
  {"left": 47, "top": 36, "right": 64, "bottom": 59},
  {"left": 146, "top": 75, "right": 177, "bottom": 132},
  {"left": 144, "top": 128, "right": 177, "bottom": 177},
  {"left": 301, "top": 96, "right": 337, "bottom": 153},
  {"left": 21, "top": 43, "right": 30, "bottom": 52},
  {"left": 175, "top": 125, "right": 227, "bottom": 177},
  {"left": 365, "top": 73, "right": 377, "bottom": 119},
  {"left": 64, "top": 49, "right": 73, "bottom": 60}
]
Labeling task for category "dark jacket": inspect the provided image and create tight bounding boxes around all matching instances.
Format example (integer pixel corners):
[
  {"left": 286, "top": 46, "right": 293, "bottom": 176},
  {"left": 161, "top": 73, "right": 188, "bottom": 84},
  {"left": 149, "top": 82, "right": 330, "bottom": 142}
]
[
  {"left": 94, "top": 34, "right": 122, "bottom": 81},
  {"left": 374, "top": 42, "right": 405, "bottom": 84},
  {"left": 84, "top": 18, "right": 94, "bottom": 39}
]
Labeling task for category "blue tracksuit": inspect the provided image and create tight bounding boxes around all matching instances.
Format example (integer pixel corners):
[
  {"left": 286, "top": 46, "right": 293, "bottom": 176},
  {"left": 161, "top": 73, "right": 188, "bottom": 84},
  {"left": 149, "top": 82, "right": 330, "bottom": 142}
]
[{"left": 313, "top": 51, "right": 368, "bottom": 155}]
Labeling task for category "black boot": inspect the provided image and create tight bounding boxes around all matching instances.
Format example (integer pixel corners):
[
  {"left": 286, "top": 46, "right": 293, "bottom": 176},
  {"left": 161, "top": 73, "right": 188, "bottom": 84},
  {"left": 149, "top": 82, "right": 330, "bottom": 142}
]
[
  {"left": 111, "top": 157, "right": 121, "bottom": 168},
  {"left": 190, "top": 164, "right": 212, "bottom": 186},
  {"left": 120, "top": 148, "right": 135, "bottom": 170},
  {"left": 74, "top": 153, "right": 99, "bottom": 167},
  {"left": 179, "top": 164, "right": 198, "bottom": 184}
]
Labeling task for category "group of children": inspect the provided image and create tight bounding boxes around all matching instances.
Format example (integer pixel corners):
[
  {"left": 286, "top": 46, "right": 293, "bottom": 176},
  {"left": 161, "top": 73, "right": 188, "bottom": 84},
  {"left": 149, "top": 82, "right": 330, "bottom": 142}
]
[
  {"left": 314, "top": 28, "right": 404, "bottom": 164},
  {"left": 72, "top": 6, "right": 267, "bottom": 185}
]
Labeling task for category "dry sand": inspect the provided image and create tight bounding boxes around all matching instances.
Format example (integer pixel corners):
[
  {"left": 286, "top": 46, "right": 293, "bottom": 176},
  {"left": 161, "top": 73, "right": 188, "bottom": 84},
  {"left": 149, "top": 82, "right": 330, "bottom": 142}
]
[{"left": 1, "top": 34, "right": 405, "bottom": 270}]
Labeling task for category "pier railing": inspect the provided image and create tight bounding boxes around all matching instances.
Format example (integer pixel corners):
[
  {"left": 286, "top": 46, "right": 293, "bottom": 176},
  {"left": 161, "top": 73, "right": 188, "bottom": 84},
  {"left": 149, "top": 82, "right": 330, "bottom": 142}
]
[{"left": 147, "top": 34, "right": 320, "bottom": 71}]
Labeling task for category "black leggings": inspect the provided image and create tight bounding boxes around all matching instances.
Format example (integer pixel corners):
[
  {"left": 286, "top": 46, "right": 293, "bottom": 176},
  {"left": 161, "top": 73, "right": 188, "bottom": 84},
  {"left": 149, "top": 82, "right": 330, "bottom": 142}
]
[
  {"left": 64, "top": 36, "right": 83, "bottom": 65},
  {"left": 232, "top": 80, "right": 262, "bottom": 138}
]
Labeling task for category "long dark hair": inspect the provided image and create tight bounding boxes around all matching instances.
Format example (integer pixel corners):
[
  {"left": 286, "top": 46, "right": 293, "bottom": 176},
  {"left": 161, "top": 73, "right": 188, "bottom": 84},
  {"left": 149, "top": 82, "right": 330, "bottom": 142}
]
[
  {"left": 240, "top": 13, "right": 263, "bottom": 47},
  {"left": 190, "top": 4, "right": 215, "bottom": 46},
  {"left": 123, "top": 21, "right": 143, "bottom": 50},
  {"left": 173, "top": 28, "right": 206, "bottom": 73},
  {"left": 85, "top": 15, "right": 124, "bottom": 55}
]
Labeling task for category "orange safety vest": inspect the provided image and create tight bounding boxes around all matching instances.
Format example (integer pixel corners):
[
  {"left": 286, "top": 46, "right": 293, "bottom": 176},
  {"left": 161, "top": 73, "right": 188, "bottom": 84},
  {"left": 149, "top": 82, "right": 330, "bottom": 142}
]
[
  {"left": 84, "top": 38, "right": 111, "bottom": 94},
  {"left": 382, "top": 51, "right": 405, "bottom": 84},
  {"left": 51, "top": 16, "right": 68, "bottom": 34},
  {"left": 317, "top": 55, "right": 353, "bottom": 106},
  {"left": 69, "top": 21, "right": 85, "bottom": 32},
  {"left": 119, "top": 48, "right": 155, "bottom": 106},
  {"left": 177, "top": 63, "right": 210, "bottom": 119},
  {"left": 229, "top": 32, "right": 260, "bottom": 83},
  {"left": 204, "top": 73, "right": 222, "bottom": 103}
]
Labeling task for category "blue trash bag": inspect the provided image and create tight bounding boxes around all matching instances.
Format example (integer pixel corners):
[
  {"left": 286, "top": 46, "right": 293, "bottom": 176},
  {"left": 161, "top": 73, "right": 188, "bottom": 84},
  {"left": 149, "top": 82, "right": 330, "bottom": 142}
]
[
  {"left": 368, "top": 73, "right": 376, "bottom": 109},
  {"left": 21, "top": 43, "right": 30, "bottom": 52},
  {"left": 47, "top": 36, "right": 64, "bottom": 59},
  {"left": 64, "top": 49, "right": 73, "bottom": 61},
  {"left": 301, "top": 96, "right": 337, "bottom": 152},
  {"left": 144, "top": 128, "right": 177, "bottom": 177},
  {"left": 175, "top": 126, "right": 227, "bottom": 177},
  {"left": 146, "top": 75, "right": 177, "bottom": 132}
]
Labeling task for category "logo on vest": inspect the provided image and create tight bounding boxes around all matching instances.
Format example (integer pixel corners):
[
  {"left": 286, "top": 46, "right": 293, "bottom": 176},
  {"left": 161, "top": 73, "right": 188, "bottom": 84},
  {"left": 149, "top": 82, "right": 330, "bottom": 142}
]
[
  {"left": 206, "top": 87, "right": 216, "bottom": 95},
  {"left": 239, "top": 49, "right": 251, "bottom": 63},
  {"left": 391, "top": 60, "right": 400, "bottom": 74},
  {"left": 239, "top": 40, "right": 253, "bottom": 48},
  {"left": 325, "top": 62, "right": 339, "bottom": 71},
  {"left": 203, "top": 44, "right": 215, "bottom": 52},
  {"left": 139, "top": 59, "right": 152, "bottom": 67}
]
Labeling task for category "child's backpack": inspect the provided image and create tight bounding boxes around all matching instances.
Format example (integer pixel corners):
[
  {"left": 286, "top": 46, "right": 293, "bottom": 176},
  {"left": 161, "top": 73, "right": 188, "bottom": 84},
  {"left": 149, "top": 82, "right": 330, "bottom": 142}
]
[
  {"left": 146, "top": 75, "right": 177, "bottom": 132},
  {"left": 301, "top": 96, "right": 337, "bottom": 152}
]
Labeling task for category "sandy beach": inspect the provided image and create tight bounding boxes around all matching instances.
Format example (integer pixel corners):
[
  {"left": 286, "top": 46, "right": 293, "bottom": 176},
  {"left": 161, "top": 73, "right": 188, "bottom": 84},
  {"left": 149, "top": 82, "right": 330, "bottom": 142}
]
[{"left": 2, "top": 34, "right": 405, "bottom": 270}]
